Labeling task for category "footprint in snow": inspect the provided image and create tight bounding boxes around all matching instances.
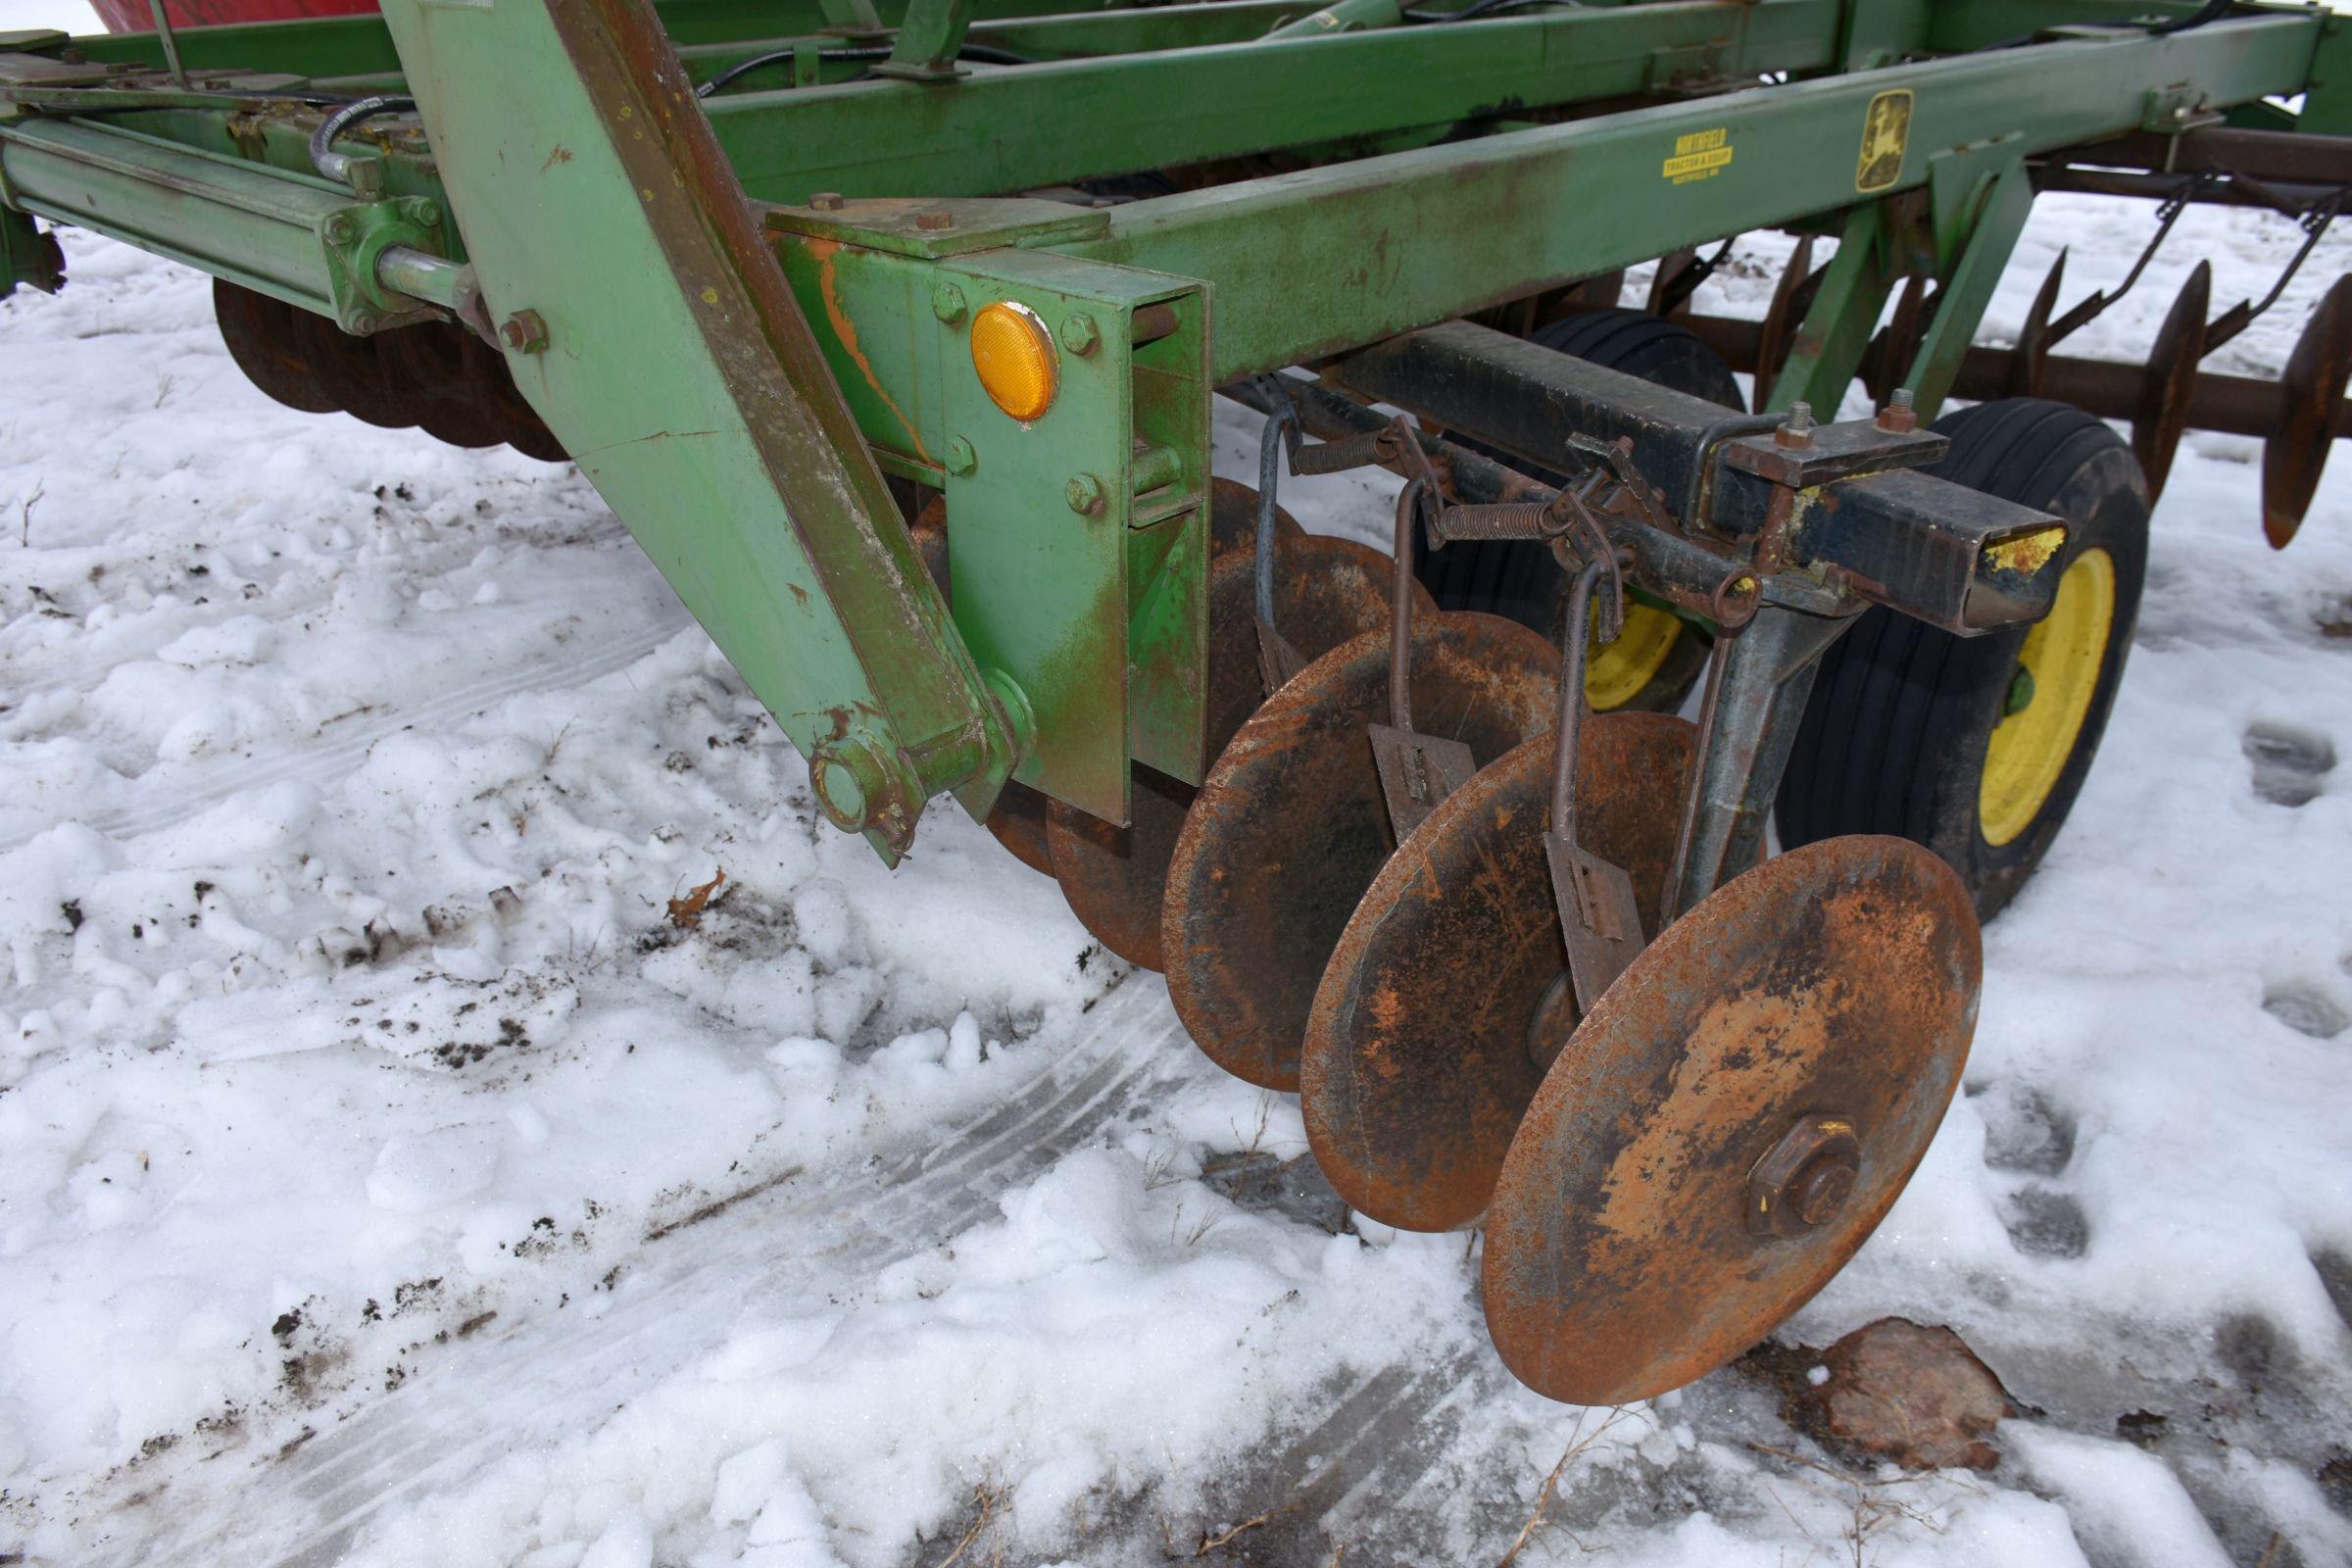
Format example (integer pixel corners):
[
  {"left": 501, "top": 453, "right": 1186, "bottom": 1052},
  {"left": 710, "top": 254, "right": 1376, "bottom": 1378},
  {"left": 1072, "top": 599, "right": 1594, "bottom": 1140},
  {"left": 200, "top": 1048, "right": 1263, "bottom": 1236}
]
[
  {"left": 1974, "top": 1083, "right": 2078, "bottom": 1177},
  {"left": 1999, "top": 1185, "right": 2091, "bottom": 1260},
  {"left": 2262, "top": 981, "right": 2348, "bottom": 1041},
  {"left": 2242, "top": 721, "right": 2336, "bottom": 808}
]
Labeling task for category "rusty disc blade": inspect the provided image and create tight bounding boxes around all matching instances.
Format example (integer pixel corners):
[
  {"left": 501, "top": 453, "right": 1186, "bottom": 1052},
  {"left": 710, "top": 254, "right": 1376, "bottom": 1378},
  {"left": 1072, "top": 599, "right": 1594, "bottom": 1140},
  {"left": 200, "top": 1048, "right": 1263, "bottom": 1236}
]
[
  {"left": 1046, "top": 533, "right": 1402, "bottom": 970},
  {"left": 2132, "top": 261, "right": 2211, "bottom": 502},
  {"left": 2263, "top": 272, "right": 2352, "bottom": 549},
  {"left": 1298, "top": 714, "right": 1694, "bottom": 1228},
  {"left": 213, "top": 278, "right": 339, "bottom": 416},
  {"left": 2012, "top": 249, "right": 2066, "bottom": 399},
  {"left": 987, "top": 781, "right": 1056, "bottom": 877},
  {"left": 1207, "top": 475, "right": 1303, "bottom": 562},
  {"left": 1164, "top": 612, "right": 1563, "bottom": 1089},
  {"left": 1481, "top": 834, "right": 1980, "bottom": 1407}
]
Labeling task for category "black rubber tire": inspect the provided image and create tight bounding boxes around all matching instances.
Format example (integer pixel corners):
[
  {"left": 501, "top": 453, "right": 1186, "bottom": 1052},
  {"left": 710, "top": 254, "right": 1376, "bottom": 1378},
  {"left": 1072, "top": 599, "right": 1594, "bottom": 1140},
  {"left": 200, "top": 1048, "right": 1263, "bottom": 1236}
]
[
  {"left": 1416, "top": 308, "right": 1735, "bottom": 710},
  {"left": 1775, "top": 398, "right": 2151, "bottom": 919}
]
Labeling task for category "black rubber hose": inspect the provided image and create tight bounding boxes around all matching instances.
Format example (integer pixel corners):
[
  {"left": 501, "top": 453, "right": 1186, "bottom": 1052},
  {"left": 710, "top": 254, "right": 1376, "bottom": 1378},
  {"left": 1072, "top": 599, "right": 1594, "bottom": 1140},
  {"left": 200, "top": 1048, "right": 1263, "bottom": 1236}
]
[
  {"left": 697, "top": 42, "right": 1034, "bottom": 97},
  {"left": 308, "top": 93, "right": 417, "bottom": 184}
]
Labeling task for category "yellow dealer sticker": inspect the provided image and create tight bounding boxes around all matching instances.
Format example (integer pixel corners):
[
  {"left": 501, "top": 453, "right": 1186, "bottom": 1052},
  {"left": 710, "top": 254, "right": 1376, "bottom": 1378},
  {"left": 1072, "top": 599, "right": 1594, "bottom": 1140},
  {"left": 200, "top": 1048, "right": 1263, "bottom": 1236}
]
[
  {"left": 1663, "top": 126, "right": 1733, "bottom": 185},
  {"left": 1856, "top": 89, "right": 1912, "bottom": 193}
]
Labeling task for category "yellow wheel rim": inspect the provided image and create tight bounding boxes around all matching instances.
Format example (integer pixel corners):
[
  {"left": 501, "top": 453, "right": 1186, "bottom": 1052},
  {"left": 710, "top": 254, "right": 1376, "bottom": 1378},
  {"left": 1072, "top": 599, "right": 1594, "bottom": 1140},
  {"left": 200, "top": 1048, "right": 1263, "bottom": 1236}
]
[
  {"left": 1978, "top": 547, "right": 2115, "bottom": 848},
  {"left": 1587, "top": 600, "right": 1684, "bottom": 711}
]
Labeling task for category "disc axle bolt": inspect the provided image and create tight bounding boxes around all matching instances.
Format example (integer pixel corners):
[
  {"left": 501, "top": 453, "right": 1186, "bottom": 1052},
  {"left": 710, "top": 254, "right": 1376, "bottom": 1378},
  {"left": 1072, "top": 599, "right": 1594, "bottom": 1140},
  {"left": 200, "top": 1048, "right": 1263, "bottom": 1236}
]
[
  {"left": 1747, "top": 1114, "right": 1861, "bottom": 1238},
  {"left": 1775, "top": 401, "right": 1816, "bottom": 450},
  {"left": 1877, "top": 387, "right": 1918, "bottom": 434}
]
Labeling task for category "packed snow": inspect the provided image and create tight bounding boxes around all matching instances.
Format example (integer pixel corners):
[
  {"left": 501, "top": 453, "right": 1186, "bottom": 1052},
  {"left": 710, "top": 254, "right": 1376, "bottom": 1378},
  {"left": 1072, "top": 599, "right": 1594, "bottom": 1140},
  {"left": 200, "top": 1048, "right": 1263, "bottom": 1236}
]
[{"left": 2, "top": 180, "right": 2351, "bottom": 1566}]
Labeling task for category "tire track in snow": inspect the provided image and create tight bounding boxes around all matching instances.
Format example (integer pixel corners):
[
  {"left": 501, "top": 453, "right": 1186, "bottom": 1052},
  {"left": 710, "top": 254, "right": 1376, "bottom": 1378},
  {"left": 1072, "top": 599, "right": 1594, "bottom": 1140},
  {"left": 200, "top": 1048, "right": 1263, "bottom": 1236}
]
[
  {"left": 87, "top": 976, "right": 1199, "bottom": 1568},
  {"left": 91, "top": 969, "right": 1506, "bottom": 1568},
  {"left": 0, "top": 605, "right": 695, "bottom": 853}
]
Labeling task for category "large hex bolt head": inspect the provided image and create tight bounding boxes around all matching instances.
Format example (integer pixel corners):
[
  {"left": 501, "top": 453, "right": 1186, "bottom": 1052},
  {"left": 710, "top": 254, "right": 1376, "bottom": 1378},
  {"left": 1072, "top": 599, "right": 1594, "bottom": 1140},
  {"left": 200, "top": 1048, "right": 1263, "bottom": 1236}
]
[{"left": 1746, "top": 1114, "right": 1862, "bottom": 1238}]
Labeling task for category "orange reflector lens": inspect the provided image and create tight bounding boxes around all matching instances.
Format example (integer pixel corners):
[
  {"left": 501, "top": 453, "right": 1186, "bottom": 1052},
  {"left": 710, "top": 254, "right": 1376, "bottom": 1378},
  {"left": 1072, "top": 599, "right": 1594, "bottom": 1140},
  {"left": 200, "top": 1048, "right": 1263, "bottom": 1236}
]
[{"left": 970, "top": 301, "right": 1058, "bottom": 421}]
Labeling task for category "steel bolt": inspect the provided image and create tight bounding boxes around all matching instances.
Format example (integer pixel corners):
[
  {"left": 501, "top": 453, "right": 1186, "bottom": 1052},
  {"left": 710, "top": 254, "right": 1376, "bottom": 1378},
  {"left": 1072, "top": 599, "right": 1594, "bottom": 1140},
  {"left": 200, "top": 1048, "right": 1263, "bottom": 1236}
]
[
  {"left": 347, "top": 310, "right": 378, "bottom": 335},
  {"left": 402, "top": 195, "right": 443, "bottom": 228},
  {"left": 1790, "top": 1155, "right": 1857, "bottom": 1227},
  {"left": 322, "top": 213, "right": 358, "bottom": 247},
  {"left": 931, "top": 281, "right": 967, "bottom": 324},
  {"left": 499, "top": 309, "right": 549, "bottom": 355},
  {"left": 914, "top": 208, "right": 955, "bottom": 232},
  {"left": 1775, "top": 400, "right": 1817, "bottom": 450},
  {"left": 1060, "top": 313, "right": 1101, "bottom": 356},
  {"left": 945, "top": 436, "right": 977, "bottom": 476},
  {"left": 1065, "top": 472, "right": 1105, "bottom": 515},
  {"left": 1876, "top": 386, "right": 1918, "bottom": 434},
  {"left": 1746, "top": 1114, "right": 1861, "bottom": 1239},
  {"left": 808, "top": 191, "right": 846, "bottom": 212}
]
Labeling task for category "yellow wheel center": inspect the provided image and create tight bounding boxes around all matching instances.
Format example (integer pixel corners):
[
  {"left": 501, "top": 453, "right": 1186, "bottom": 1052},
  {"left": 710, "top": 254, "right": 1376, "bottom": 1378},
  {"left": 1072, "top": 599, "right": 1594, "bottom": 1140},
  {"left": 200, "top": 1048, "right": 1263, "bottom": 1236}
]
[
  {"left": 1978, "top": 547, "right": 2115, "bottom": 848},
  {"left": 1587, "top": 599, "right": 1684, "bottom": 711}
]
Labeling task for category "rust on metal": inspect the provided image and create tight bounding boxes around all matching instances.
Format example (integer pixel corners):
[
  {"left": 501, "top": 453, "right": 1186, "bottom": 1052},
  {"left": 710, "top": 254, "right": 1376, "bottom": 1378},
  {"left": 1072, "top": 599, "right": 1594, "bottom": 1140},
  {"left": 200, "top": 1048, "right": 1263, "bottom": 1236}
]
[
  {"left": 211, "top": 278, "right": 565, "bottom": 459},
  {"left": 1167, "top": 610, "right": 1564, "bottom": 1088},
  {"left": 2264, "top": 271, "right": 2352, "bottom": 548},
  {"left": 1208, "top": 474, "right": 1303, "bottom": 562},
  {"left": 2131, "top": 261, "right": 2211, "bottom": 503},
  {"left": 1046, "top": 531, "right": 1399, "bottom": 970},
  {"left": 1298, "top": 713, "right": 1694, "bottom": 1228},
  {"left": 1481, "top": 834, "right": 1981, "bottom": 1407}
]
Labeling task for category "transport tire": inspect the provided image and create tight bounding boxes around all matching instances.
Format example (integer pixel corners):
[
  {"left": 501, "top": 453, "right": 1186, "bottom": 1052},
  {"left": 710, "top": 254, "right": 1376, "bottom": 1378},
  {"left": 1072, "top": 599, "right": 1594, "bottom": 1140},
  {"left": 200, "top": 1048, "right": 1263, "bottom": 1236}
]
[
  {"left": 1417, "top": 307, "right": 1734, "bottom": 711},
  {"left": 1775, "top": 397, "right": 2151, "bottom": 918}
]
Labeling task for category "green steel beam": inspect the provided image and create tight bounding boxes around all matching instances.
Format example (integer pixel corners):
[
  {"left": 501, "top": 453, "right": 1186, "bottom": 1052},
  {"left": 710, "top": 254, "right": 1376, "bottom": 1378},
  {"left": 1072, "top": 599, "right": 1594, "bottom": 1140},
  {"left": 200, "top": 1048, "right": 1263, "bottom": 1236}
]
[
  {"left": 1050, "top": 12, "right": 2324, "bottom": 380},
  {"left": 60, "top": 0, "right": 1093, "bottom": 77},
  {"left": 376, "top": 0, "right": 1020, "bottom": 859},
  {"left": 1902, "top": 151, "right": 2033, "bottom": 419},
  {"left": 1769, "top": 200, "right": 1898, "bottom": 414},
  {"left": 702, "top": 0, "right": 1849, "bottom": 202}
]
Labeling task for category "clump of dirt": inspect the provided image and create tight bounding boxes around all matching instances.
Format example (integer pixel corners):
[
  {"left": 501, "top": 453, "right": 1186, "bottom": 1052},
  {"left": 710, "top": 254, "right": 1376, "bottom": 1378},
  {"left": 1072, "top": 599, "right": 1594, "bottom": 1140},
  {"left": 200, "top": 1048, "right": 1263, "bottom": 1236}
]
[{"left": 1747, "top": 1318, "right": 2016, "bottom": 1471}]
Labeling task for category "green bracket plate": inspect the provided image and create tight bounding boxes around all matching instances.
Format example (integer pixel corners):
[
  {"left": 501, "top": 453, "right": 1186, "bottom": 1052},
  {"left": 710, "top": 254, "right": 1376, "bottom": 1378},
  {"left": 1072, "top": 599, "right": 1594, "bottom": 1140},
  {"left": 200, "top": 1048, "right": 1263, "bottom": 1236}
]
[{"left": 770, "top": 215, "right": 1209, "bottom": 822}]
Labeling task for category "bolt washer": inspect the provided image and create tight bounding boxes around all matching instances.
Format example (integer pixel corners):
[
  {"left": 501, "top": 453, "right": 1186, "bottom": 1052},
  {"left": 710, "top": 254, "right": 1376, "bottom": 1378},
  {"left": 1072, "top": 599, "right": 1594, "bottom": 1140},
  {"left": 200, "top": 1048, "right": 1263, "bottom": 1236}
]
[
  {"left": 1298, "top": 713, "right": 1695, "bottom": 1228},
  {"left": 1481, "top": 833, "right": 1981, "bottom": 1407}
]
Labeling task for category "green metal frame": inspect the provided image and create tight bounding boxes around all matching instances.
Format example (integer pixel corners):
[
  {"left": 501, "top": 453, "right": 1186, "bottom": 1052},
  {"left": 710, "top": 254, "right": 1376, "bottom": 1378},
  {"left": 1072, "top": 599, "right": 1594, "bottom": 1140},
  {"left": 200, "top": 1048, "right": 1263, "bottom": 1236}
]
[{"left": 0, "top": 0, "right": 2342, "bottom": 858}]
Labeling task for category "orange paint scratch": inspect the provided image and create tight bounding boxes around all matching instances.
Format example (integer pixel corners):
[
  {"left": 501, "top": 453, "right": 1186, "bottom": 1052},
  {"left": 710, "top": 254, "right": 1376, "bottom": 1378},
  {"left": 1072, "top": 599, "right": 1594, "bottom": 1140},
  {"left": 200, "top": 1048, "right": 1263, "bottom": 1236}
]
[{"left": 808, "top": 238, "right": 933, "bottom": 466}]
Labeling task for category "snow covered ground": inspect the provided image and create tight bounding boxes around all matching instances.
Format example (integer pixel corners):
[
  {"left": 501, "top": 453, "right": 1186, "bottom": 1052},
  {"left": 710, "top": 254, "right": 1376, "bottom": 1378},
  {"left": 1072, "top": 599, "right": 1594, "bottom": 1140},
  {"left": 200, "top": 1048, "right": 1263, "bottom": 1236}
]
[{"left": 2, "top": 174, "right": 2351, "bottom": 1567}]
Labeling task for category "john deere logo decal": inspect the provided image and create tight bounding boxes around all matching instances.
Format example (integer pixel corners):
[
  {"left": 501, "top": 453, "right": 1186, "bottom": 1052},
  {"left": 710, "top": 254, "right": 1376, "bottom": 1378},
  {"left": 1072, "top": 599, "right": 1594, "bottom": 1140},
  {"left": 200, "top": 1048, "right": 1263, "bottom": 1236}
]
[{"left": 1856, "top": 89, "right": 1912, "bottom": 193}]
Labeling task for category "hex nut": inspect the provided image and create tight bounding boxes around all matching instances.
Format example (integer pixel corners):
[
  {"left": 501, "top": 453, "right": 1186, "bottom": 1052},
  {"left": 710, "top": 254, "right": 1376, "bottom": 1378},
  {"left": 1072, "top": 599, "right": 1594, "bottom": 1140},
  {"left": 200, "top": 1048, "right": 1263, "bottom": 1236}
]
[
  {"left": 944, "top": 436, "right": 977, "bottom": 476},
  {"left": 322, "top": 213, "right": 357, "bottom": 247},
  {"left": 1064, "top": 472, "right": 1105, "bottom": 515},
  {"left": 1059, "top": 313, "right": 1100, "bottom": 356},
  {"left": 914, "top": 209, "right": 955, "bottom": 232},
  {"left": 1746, "top": 1114, "right": 1861, "bottom": 1238},
  {"left": 500, "top": 310, "right": 549, "bottom": 355},
  {"left": 808, "top": 191, "right": 846, "bottom": 212},
  {"left": 931, "top": 281, "right": 968, "bottom": 324}
]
